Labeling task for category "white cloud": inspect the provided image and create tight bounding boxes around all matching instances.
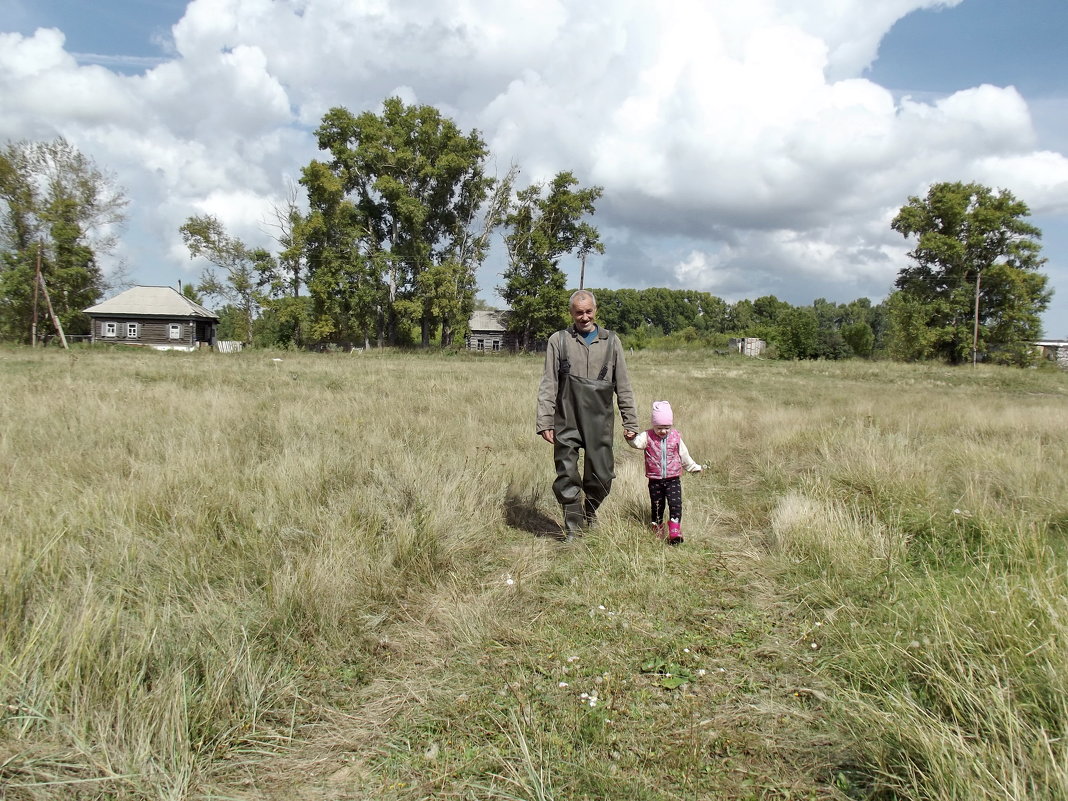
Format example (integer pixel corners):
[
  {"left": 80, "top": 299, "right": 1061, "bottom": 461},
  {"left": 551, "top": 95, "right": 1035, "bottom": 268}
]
[
  {"left": 972, "top": 151, "right": 1068, "bottom": 215},
  {"left": 0, "top": 0, "right": 1065, "bottom": 324}
]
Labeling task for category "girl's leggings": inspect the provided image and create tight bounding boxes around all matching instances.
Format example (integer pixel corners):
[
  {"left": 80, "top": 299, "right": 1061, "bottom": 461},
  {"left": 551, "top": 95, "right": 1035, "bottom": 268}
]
[{"left": 648, "top": 476, "right": 682, "bottom": 523}]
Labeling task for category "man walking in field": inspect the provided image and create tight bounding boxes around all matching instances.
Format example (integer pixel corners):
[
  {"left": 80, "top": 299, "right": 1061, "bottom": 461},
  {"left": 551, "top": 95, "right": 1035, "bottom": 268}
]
[{"left": 537, "top": 290, "right": 640, "bottom": 540}]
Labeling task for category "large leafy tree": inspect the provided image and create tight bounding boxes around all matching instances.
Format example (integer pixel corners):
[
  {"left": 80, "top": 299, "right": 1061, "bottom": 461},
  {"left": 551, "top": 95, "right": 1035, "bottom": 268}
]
[
  {"left": 300, "top": 158, "right": 385, "bottom": 348},
  {"left": 0, "top": 139, "right": 127, "bottom": 342},
  {"left": 500, "top": 171, "right": 604, "bottom": 350},
  {"left": 307, "top": 98, "right": 497, "bottom": 346},
  {"left": 891, "top": 181, "right": 1051, "bottom": 364}
]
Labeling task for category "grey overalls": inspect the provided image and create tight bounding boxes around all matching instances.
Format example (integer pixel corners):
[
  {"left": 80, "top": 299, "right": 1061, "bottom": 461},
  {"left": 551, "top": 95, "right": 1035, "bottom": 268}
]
[{"left": 552, "top": 332, "right": 619, "bottom": 534}]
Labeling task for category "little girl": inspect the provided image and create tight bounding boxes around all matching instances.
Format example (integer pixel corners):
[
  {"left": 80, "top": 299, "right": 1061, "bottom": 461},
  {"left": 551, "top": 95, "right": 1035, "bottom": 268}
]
[{"left": 627, "top": 400, "right": 701, "bottom": 544}]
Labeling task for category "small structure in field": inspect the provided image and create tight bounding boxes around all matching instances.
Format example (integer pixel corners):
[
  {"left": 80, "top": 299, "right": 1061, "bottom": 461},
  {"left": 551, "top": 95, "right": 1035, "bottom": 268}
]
[
  {"left": 84, "top": 286, "right": 218, "bottom": 351},
  {"left": 727, "top": 337, "right": 766, "bottom": 357},
  {"left": 466, "top": 310, "right": 514, "bottom": 352},
  {"left": 1031, "top": 340, "right": 1068, "bottom": 369}
]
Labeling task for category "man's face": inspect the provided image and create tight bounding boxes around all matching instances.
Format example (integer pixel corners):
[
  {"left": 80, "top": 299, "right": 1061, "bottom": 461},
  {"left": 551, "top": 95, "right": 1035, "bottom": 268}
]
[{"left": 570, "top": 298, "right": 597, "bottom": 333}]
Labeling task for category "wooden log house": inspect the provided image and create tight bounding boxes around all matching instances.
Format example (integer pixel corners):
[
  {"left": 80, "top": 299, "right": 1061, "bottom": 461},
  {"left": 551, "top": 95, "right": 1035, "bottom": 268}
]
[{"left": 84, "top": 286, "right": 219, "bottom": 351}]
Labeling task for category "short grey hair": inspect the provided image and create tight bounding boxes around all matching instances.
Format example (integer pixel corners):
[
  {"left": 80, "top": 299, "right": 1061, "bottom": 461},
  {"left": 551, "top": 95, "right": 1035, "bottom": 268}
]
[{"left": 569, "top": 289, "right": 597, "bottom": 310}]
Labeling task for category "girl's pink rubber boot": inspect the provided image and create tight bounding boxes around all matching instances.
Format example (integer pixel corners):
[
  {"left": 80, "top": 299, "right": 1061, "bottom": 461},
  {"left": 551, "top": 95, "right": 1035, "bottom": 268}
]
[{"left": 667, "top": 520, "right": 683, "bottom": 545}]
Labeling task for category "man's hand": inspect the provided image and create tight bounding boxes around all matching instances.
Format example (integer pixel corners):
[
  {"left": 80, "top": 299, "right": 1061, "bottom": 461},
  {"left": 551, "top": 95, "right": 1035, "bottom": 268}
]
[
  {"left": 623, "top": 429, "right": 638, "bottom": 441},
  {"left": 539, "top": 429, "right": 555, "bottom": 444}
]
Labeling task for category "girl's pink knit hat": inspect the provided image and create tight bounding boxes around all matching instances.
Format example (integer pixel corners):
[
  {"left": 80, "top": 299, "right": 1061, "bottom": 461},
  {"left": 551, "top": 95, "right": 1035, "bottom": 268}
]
[{"left": 651, "top": 401, "right": 673, "bottom": 426}]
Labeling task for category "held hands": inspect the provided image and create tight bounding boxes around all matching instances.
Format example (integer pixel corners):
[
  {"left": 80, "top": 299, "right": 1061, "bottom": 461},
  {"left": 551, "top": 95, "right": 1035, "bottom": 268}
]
[{"left": 540, "top": 429, "right": 640, "bottom": 444}]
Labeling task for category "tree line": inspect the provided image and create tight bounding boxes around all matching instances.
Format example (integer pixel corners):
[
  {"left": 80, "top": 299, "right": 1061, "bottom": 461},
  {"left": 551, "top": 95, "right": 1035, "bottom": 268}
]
[
  {"left": 0, "top": 99, "right": 1053, "bottom": 364},
  {"left": 589, "top": 288, "right": 887, "bottom": 359}
]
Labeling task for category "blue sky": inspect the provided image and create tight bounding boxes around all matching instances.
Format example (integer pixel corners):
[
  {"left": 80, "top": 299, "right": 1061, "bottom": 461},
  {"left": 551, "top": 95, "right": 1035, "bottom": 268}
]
[{"left": 2, "top": 0, "right": 1067, "bottom": 337}]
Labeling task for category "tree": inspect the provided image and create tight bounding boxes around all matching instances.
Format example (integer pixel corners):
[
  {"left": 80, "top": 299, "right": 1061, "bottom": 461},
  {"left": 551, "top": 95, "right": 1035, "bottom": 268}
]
[
  {"left": 500, "top": 171, "right": 604, "bottom": 350},
  {"left": 263, "top": 182, "right": 308, "bottom": 300},
  {"left": 591, "top": 288, "right": 645, "bottom": 334},
  {"left": 751, "top": 295, "right": 791, "bottom": 328},
  {"left": 429, "top": 165, "right": 516, "bottom": 347},
  {"left": 300, "top": 158, "right": 385, "bottom": 348},
  {"left": 885, "top": 290, "right": 936, "bottom": 361},
  {"left": 841, "top": 321, "right": 875, "bottom": 358},
  {"left": 891, "top": 181, "right": 1051, "bottom": 364},
  {"left": 727, "top": 299, "right": 756, "bottom": 333},
  {"left": 0, "top": 138, "right": 127, "bottom": 342},
  {"left": 308, "top": 99, "right": 497, "bottom": 346},
  {"left": 252, "top": 295, "right": 312, "bottom": 349},
  {"left": 776, "top": 307, "right": 820, "bottom": 359},
  {"left": 180, "top": 215, "right": 268, "bottom": 344}
]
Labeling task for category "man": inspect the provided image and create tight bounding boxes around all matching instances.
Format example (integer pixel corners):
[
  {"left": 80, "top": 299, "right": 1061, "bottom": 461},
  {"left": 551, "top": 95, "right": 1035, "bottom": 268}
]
[{"left": 536, "top": 290, "right": 639, "bottom": 539}]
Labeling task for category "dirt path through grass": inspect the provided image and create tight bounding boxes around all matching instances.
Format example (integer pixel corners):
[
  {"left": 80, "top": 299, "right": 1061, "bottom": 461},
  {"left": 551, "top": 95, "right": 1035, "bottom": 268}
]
[{"left": 214, "top": 516, "right": 846, "bottom": 801}]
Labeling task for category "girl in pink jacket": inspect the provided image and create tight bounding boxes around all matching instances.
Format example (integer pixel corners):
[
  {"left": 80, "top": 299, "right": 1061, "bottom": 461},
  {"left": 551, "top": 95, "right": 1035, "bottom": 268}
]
[{"left": 627, "top": 401, "right": 702, "bottom": 544}]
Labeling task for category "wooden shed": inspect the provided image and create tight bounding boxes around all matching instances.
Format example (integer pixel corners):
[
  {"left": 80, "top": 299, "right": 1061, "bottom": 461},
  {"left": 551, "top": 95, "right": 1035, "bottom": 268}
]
[
  {"left": 727, "top": 337, "right": 766, "bottom": 357},
  {"left": 466, "top": 310, "right": 515, "bottom": 352},
  {"left": 84, "top": 286, "right": 218, "bottom": 351},
  {"left": 1031, "top": 340, "right": 1068, "bottom": 369}
]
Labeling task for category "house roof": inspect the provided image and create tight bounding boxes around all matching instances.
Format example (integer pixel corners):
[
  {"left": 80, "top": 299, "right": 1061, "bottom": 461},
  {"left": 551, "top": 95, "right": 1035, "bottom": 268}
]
[
  {"left": 469, "top": 309, "right": 508, "bottom": 332},
  {"left": 84, "top": 286, "right": 218, "bottom": 320}
]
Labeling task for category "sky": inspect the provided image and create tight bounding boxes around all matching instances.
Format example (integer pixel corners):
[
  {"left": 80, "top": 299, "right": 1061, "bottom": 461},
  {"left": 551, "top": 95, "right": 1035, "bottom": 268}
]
[{"left": 2, "top": 0, "right": 1067, "bottom": 337}]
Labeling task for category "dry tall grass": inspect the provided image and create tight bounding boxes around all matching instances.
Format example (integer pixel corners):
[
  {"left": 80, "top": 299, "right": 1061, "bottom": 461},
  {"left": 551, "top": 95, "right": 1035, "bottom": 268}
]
[{"left": 1, "top": 346, "right": 1065, "bottom": 800}]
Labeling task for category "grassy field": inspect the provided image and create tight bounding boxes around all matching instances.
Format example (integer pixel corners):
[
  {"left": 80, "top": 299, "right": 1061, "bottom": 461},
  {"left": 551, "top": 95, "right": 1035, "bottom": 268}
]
[{"left": 1, "top": 346, "right": 1066, "bottom": 800}]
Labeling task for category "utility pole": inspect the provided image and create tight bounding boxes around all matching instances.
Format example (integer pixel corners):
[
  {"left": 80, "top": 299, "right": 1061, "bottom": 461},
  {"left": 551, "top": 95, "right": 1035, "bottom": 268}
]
[
  {"left": 579, "top": 251, "right": 586, "bottom": 290},
  {"left": 31, "top": 242, "right": 42, "bottom": 347},
  {"left": 35, "top": 241, "right": 68, "bottom": 350},
  {"left": 971, "top": 268, "right": 982, "bottom": 367}
]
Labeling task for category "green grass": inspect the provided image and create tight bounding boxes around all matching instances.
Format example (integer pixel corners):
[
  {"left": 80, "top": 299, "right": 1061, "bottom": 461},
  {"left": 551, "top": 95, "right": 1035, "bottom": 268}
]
[{"left": 1, "top": 346, "right": 1066, "bottom": 799}]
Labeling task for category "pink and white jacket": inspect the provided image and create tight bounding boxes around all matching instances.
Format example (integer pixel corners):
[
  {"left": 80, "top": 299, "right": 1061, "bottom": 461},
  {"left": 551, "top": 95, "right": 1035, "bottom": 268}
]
[{"left": 628, "top": 428, "right": 702, "bottom": 479}]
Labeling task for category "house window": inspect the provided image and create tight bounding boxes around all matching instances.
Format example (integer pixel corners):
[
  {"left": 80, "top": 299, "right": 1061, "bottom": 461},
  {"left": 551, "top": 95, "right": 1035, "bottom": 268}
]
[
  {"left": 102, "top": 321, "right": 117, "bottom": 338},
  {"left": 477, "top": 339, "right": 484, "bottom": 351},
  {"left": 126, "top": 322, "right": 140, "bottom": 338},
  {"left": 493, "top": 340, "right": 500, "bottom": 352},
  {"left": 169, "top": 323, "right": 182, "bottom": 340}
]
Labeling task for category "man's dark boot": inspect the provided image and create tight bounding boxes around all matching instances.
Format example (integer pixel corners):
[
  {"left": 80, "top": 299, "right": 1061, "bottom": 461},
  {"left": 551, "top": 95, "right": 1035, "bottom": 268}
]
[
  {"left": 562, "top": 502, "right": 585, "bottom": 541},
  {"left": 582, "top": 499, "right": 599, "bottom": 530}
]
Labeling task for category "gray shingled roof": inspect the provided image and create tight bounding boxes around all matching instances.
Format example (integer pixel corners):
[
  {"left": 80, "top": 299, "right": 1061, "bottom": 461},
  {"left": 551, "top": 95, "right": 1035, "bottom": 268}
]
[
  {"left": 84, "top": 286, "right": 218, "bottom": 319},
  {"left": 469, "top": 309, "right": 508, "bottom": 332}
]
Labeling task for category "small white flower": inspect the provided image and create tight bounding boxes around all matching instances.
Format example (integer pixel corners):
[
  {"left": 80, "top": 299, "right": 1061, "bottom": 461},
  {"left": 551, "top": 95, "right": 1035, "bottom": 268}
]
[
  {"left": 683, "top": 648, "right": 690, "bottom": 653},
  {"left": 589, "top": 699, "right": 597, "bottom": 707},
  {"left": 567, "top": 656, "right": 579, "bottom": 663},
  {"left": 810, "top": 642, "right": 819, "bottom": 649},
  {"left": 697, "top": 669, "right": 707, "bottom": 677},
  {"left": 598, "top": 605, "right": 606, "bottom": 610},
  {"left": 814, "top": 622, "right": 822, "bottom": 627},
  {"left": 558, "top": 682, "right": 569, "bottom": 688},
  {"left": 580, "top": 692, "right": 589, "bottom": 699},
  {"left": 953, "top": 508, "right": 962, "bottom": 515},
  {"left": 505, "top": 578, "right": 515, "bottom": 585}
]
